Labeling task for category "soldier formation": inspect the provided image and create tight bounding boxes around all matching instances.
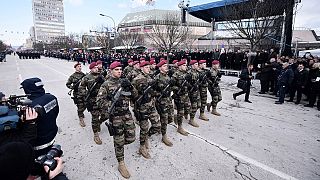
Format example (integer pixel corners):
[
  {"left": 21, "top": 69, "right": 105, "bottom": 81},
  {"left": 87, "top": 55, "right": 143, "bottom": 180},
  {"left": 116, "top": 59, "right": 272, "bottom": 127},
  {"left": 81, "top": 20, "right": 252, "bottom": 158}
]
[{"left": 66, "top": 58, "right": 224, "bottom": 179}]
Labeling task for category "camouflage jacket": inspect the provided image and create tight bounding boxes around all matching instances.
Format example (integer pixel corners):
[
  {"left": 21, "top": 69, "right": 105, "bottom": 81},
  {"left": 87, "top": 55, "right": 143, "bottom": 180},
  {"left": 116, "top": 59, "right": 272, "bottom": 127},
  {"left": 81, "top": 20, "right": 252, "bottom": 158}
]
[
  {"left": 66, "top": 71, "right": 86, "bottom": 95},
  {"left": 78, "top": 73, "right": 105, "bottom": 100},
  {"left": 208, "top": 68, "right": 221, "bottom": 87},
  {"left": 97, "top": 76, "right": 136, "bottom": 116},
  {"left": 171, "top": 69, "right": 189, "bottom": 97},
  {"left": 132, "top": 72, "right": 155, "bottom": 106},
  {"left": 123, "top": 65, "right": 133, "bottom": 77},
  {"left": 198, "top": 68, "right": 209, "bottom": 88},
  {"left": 154, "top": 72, "right": 172, "bottom": 102},
  {"left": 127, "top": 68, "right": 141, "bottom": 82}
]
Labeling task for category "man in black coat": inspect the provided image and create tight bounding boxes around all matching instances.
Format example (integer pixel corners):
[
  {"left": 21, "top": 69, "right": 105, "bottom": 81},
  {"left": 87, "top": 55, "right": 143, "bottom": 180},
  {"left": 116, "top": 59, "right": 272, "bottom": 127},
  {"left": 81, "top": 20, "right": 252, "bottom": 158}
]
[
  {"left": 275, "top": 61, "right": 294, "bottom": 104},
  {"left": 289, "top": 62, "right": 309, "bottom": 104},
  {"left": 233, "top": 64, "right": 254, "bottom": 103}
]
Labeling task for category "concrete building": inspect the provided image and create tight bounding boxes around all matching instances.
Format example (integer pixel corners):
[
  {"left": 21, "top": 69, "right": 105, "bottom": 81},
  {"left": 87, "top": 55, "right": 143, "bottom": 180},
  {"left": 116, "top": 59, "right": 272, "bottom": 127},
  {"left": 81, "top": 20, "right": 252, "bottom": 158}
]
[
  {"left": 32, "top": 0, "right": 65, "bottom": 43},
  {"left": 118, "top": 9, "right": 212, "bottom": 51}
]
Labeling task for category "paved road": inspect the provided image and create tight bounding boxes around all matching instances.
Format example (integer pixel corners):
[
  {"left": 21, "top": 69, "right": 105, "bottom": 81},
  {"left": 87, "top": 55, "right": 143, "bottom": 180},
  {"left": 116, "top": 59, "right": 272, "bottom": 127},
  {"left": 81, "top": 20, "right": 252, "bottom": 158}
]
[{"left": 0, "top": 55, "right": 319, "bottom": 180}]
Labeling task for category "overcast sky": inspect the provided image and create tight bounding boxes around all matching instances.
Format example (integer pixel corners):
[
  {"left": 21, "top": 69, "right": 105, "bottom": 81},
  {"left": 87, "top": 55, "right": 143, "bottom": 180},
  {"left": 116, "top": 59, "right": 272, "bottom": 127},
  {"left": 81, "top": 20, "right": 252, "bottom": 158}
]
[{"left": 0, "top": 0, "right": 319, "bottom": 46}]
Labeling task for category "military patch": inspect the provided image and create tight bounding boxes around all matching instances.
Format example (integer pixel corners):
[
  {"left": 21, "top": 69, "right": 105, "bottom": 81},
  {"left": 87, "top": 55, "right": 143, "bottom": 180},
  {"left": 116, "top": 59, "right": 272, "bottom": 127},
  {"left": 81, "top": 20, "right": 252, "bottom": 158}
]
[{"left": 44, "top": 99, "right": 57, "bottom": 113}]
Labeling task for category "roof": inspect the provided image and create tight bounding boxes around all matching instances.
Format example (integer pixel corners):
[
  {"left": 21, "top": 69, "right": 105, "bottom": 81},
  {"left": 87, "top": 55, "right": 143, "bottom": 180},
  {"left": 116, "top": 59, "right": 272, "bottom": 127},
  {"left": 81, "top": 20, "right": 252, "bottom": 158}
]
[
  {"left": 188, "top": 0, "right": 288, "bottom": 23},
  {"left": 119, "top": 9, "right": 210, "bottom": 26}
]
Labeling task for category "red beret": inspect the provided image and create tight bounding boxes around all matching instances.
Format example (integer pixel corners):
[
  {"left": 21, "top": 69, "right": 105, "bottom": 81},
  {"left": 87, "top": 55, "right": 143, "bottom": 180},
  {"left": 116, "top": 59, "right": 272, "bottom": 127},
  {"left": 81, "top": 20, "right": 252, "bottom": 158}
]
[
  {"left": 89, "top": 62, "right": 97, "bottom": 69},
  {"left": 157, "top": 60, "right": 167, "bottom": 67},
  {"left": 172, "top": 60, "right": 178, "bottom": 64},
  {"left": 150, "top": 57, "right": 155, "bottom": 61},
  {"left": 140, "top": 57, "right": 145, "bottom": 61},
  {"left": 128, "top": 59, "right": 133, "bottom": 63},
  {"left": 140, "top": 61, "right": 150, "bottom": 67},
  {"left": 96, "top": 60, "right": 103, "bottom": 65},
  {"left": 74, "top": 63, "right": 81, "bottom": 68},
  {"left": 110, "top": 61, "right": 121, "bottom": 70},
  {"left": 190, "top": 60, "right": 198, "bottom": 65},
  {"left": 199, "top": 60, "right": 206, "bottom": 64},
  {"left": 150, "top": 59, "right": 156, "bottom": 65},
  {"left": 177, "top": 60, "right": 186, "bottom": 66},
  {"left": 160, "top": 58, "right": 165, "bottom": 61},
  {"left": 212, "top": 60, "right": 220, "bottom": 65},
  {"left": 133, "top": 61, "right": 139, "bottom": 65}
]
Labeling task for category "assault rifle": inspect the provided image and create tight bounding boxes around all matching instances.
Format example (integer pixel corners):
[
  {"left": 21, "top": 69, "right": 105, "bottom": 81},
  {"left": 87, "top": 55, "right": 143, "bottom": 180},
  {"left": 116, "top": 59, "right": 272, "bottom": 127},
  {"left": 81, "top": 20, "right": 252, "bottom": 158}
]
[
  {"left": 189, "top": 72, "right": 208, "bottom": 92},
  {"left": 156, "top": 80, "right": 173, "bottom": 101},
  {"left": 135, "top": 81, "right": 157, "bottom": 106},
  {"left": 67, "top": 75, "right": 85, "bottom": 95}
]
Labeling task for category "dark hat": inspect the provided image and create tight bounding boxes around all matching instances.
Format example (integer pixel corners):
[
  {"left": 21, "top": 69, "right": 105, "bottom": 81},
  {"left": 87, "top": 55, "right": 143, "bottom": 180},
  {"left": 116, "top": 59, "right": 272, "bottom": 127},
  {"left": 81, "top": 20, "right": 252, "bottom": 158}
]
[
  {"left": 20, "top": 77, "right": 45, "bottom": 95},
  {"left": 199, "top": 60, "right": 206, "bottom": 64},
  {"left": 212, "top": 60, "right": 220, "bottom": 65},
  {"left": 0, "top": 142, "right": 35, "bottom": 180},
  {"left": 74, "top": 63, "right": 81, "bottom": 68},
  {"left": 140, "top": 61, "right": 150, "bottom": 68},
  {"left": 190, "top": 60, "right": 198, "bottom": 65},
  {"left": 157, "top": 60, "right": 167, "bottom": 67},
  {"left": 89, "top": 62, "right": 97, "bottom": 69},
  {"left": 110, "top": 61, "right": 122, "bottom": 70},
  {"left": 177, "top": 60, "right": 187, "bottom": 66}
]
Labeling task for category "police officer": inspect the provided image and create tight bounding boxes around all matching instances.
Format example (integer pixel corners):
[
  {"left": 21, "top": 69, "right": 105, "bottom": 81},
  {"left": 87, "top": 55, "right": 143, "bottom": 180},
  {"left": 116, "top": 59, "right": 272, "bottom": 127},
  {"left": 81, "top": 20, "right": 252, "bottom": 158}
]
[
  {"left": 97, "top": 61, "right": 136, "bottom": 179},
  {"left": 66, "top": 63, "right": 86, "bottom": 127},
  {"left": 78, "top": 62, "right": 105, "bottom": 144},
  {"left": 132, "top": 61, "right": 160, "bottom": 159},
  {"left": 207, "top": 60, "right": 223, "bottom": 115},
  {"left": 154, "top": 60, "right": 173, "bottom": 147},
  {"left": 171, "top": 60, "right": 190, "bottom": 136}
]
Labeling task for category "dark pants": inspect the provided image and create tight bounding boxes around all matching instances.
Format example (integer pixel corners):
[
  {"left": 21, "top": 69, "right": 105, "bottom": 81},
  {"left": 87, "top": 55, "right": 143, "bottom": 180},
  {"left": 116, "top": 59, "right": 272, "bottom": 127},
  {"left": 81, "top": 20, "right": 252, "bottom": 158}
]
[
  {"left": 278, "top": 85, "right": 287, "bottom": 103},
  {"left": 289, "top": 85, "right": 303, "bottom": 103},
  {"left": 260, "top": 79, "right": 269, "bottom": 93},
  {"left": 308, "top": 84, "right": 320, "bottom": 109},
  {"left": 234, "top": 83, "right": 251, "bottom": 101}
]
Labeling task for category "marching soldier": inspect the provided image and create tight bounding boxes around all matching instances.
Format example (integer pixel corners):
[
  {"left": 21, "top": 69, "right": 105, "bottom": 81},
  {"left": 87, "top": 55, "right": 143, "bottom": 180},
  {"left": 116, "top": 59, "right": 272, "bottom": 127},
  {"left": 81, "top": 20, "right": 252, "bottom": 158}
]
[
  {"left": 97, "top": 60, "right": 108, "bottom": 77},
  {"left": 198, "top": 60, "right": 209, "bottom": 121},
  {"left": 78, "top": 62, "right": 106, "bottom": 144},
  {"left": 154, "top": 60, "right": 173, "bottom": 147},
  {"left": 66, "top": 63, "right": 86, "bottom": 127},
  {"left": 127, "top": 61, "right": 140, "bottom": 82},
  {"left": 123, "top": 59, "right": 134, "bottom": 77},
  {"left": 171, "top": 60, "right": 190, "bottom": 136},
  {"left": 132, "top": 61, "right": 160, "bottom": 159},
  {"left": 207, "top": 60, "right": 222, "bottom": 116},
  {"left": 187, "top": 60, "right": 200, "bottom": 127},
  {"left": 96, "top": 61, "right": 136, "bottom": 179}
]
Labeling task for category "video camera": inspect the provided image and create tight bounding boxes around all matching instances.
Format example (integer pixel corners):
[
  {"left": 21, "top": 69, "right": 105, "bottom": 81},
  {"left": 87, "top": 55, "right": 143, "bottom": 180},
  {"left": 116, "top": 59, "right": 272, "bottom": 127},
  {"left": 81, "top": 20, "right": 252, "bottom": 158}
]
[
  {"left": 0, "top": 94, "right": 42, "bottom": 132},
  {"left": 35, "top": 144, "right": 63, "bottom": 171}
]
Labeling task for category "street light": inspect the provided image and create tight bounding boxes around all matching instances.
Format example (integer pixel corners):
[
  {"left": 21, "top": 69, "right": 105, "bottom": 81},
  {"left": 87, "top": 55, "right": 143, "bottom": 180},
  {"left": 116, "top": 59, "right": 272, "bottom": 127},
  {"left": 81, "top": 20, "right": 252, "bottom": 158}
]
[{"left": 99, "top": 13, "right": 116, "bottom": 32}]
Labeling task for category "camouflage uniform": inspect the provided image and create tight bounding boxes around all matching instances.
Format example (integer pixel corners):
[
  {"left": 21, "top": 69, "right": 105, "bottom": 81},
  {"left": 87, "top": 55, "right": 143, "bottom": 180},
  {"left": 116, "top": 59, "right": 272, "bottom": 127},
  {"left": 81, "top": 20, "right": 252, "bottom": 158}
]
[
  {"left": 127, "top": 68, "right": 141, "bottom": 82},
  {"left": 123, "top": 65, "right": 133, "bottom": 78},
  {"left": 188, "top": 69, "right": 200, "bottom": 119},
  {"left": 66, "top": 71, "right": 86, "bottom": 118},
  {"left": 96, "top": 76, "right": 136, "bottom": 162},
  {"left": 172, "top": 69, "right": 191, "bottom": 126},
  {"left": 132, "top": 72, "right": 160, "bottom": 146},
  {"left": 78, "top": 73, "right": 105, "bottom": 133},
  {"left": 198, "top": 69, "right": 208, "bottom": 113},
  {"left": 208, "top": 68, "right": 222, "bottom": 110},
  {"left": 154, "top": 72, "right": 172, "bottom": 136}
]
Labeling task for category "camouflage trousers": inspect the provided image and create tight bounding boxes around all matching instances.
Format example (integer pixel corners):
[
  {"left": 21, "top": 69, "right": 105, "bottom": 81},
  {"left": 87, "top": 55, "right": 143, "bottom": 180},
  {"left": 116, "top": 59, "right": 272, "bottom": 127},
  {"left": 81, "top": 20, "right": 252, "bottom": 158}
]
[
  {"left": 189, "top": 91, "right": 200, "bottom": 119},
  {"left": 137, "top": 103, "right": 160, "bottom": 146},
  {"left": 155, "top": 97, "right": 173, "bottom": 135},
  {"left": 112, "top": 112, "right": 136, "bottom": 162},
  {"left": 167, "top": 97, "right": 174, "bottom": 124},
  {"left": 199, "top": 87, "right": 208, "bottom": 113},
  {"left": 90, "top": 109, "right": 105, "bottom": 133},
  {"left": 173, "top": 94, "right": 190, "bottom": 125},
  {"left": 208, "top": 86, "right": 222, "bottom": 109},
  {"left": 76, "top": 102, "right": 86, "bottom": 118}
]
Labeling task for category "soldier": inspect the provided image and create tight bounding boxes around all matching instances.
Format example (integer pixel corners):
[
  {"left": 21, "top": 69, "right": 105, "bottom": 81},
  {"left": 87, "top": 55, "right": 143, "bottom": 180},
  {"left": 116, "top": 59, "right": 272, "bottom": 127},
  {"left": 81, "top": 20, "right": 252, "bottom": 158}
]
[
  {"left": 207, "top": 60, "right": 222, "bottom": 116},
  {"left": 97, "top": 60, "right": 108, "bottom": 77},
  {"left": 96, "top": 61, "right": 136, "bottom": 179},
  {"left": 171, "top": 60, "right": 190, "bottom": 136},
  {"left": 198, "top": 60, "right": 209, "bottom": 121},
  {"left": 66, "top": 63, "right": 86, "bottom": 127},
  {"left": 123, "top": 59, "right": 134, "bottom": 77},
  {"left": 154, "top": 60, "right": 173, "bottom": 147},
  {"left": 127, "top": 61, "right": 140, "bottom": 82},
  {"left": 132, "top": 61, "right": 160, "bottom": 159},
  {"left": 78, "top": 62, "right": 106, "bottom": 144},
  {"left": 187, "top": 60, "right": 200, "bottom": 127}
]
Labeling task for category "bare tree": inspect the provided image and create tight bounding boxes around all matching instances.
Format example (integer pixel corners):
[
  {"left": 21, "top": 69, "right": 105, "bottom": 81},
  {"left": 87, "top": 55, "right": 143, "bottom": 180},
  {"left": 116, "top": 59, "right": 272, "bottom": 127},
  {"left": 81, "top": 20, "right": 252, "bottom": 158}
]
[
  {"left": 0, "top": 40, "right": 8, "bottom": 52},
  {"left": 145, "top": 12, "right": 189, "bottom": 51},
  {"left": 117, "top": 30, "right": 144, "bottom": 49},
  {"left": 221, "top": 0, "right": 288, "bottom": 52}
]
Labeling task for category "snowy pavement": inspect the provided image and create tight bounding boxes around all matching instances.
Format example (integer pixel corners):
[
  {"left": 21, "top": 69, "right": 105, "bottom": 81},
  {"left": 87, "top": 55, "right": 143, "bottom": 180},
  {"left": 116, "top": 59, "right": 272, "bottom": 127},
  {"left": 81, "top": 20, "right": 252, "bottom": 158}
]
[{"left": 0, "top": 55, "right": 319, "bottom": 180}]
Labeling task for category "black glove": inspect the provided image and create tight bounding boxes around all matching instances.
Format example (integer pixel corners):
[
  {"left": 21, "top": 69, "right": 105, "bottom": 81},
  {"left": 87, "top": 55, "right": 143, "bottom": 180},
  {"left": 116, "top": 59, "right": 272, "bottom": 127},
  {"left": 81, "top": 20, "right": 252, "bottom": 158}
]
[
  {"left": 95, "top": 75, "right": 105, "bottom": 83},
  {"left": 205, "top": 70, "right": 211, "bottom": 78},
  {"left": 185, "top": 74, "right": 192, "bottom": 82},
  {"left": 121, "top": 78, "right": 131, "bottom": 88},
  {"left": 217, "top": 72, "right": 222, "bottom": 78}
]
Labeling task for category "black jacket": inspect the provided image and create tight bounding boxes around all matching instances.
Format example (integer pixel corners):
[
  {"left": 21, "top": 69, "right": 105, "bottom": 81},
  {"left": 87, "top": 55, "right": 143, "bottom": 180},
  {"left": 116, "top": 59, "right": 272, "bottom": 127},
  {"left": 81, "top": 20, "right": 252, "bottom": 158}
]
[
  {"left": 240, "top": 68, "right": 252, "bottom": 83},
  {"left": 277, "top": 66, "right": 294, "bottom": 87},
  {"left": 293, "top": 68, "right": 309, "bottom": 87}
]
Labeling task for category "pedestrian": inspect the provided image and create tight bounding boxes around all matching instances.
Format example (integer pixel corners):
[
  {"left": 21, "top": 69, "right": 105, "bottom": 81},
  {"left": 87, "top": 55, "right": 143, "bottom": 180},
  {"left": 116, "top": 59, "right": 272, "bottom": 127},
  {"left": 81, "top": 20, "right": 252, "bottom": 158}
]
[
  {"left": 275, "top": 60, "right": 294, "bottom": 104},
  {"left": 233, "top": 64, "right": 254, "bottom": 103}
]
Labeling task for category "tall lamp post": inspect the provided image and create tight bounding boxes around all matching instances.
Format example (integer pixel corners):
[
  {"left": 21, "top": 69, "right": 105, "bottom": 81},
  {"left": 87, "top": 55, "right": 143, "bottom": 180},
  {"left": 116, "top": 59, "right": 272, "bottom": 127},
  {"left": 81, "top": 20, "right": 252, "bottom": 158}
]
[{"left": 99, "top": 13, "right": 116, "bottom": 52}]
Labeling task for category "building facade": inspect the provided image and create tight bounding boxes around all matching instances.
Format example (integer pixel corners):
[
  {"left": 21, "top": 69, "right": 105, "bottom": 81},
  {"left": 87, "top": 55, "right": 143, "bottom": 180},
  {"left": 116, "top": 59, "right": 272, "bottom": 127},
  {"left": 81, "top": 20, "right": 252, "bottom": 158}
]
[{"left": 32, "top": 0, "right": 65, "bottom": 43}]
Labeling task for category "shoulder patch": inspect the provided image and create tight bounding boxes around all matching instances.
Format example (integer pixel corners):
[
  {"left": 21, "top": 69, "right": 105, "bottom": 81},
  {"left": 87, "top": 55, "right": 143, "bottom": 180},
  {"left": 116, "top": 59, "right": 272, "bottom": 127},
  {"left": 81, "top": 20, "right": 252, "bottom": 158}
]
[{"left": 43, "top": 99, "right": 57, "bottom": 113}]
